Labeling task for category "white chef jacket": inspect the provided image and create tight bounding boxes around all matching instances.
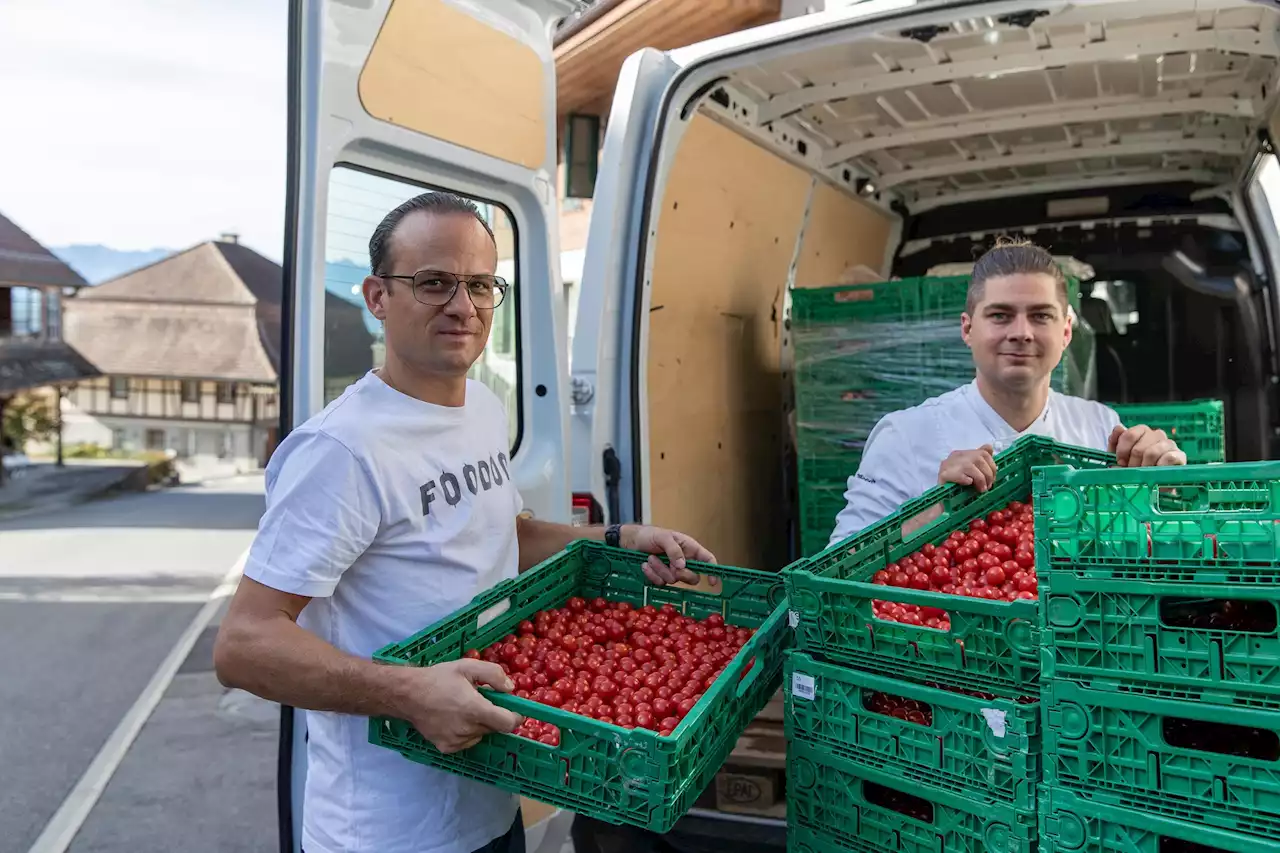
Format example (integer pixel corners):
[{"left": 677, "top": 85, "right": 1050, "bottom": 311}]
[{"left": 826, "top": 381, "right": 1121, "bottom": 547}]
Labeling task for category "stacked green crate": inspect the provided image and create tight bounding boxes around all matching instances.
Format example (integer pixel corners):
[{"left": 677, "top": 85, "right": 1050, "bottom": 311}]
[
  {"left": 1109, "top": 398, "right": 1226, "bottom": 463},
  {"left": 1035, "top": 460, "right": 1280, "bottom": 852},
  {"left": 782, "top": 437, "right": 1109, "bottom": 853},
  {"left": 792, "top": 275, "right": 1092, "bottom": 556}
]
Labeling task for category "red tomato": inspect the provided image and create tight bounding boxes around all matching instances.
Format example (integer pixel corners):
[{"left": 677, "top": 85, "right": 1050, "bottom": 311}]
[
  {"left": 930, "top": 565, "right": 951, "bottom": 586},
  {"left": 910, "top": 572, "right": 931, "bottom": 590},
  {"left": 873, "top": 571, "right": 890, "bottom": 585},
  {"left": 985, "top": 566, "right": 1007, "bottom": 586},
  {"left": 1016, "top": 575, "right": 1038, "bottom": 593},
  {"left": 890, "top": 572, "right": 911, "bottom": 587},
  {"left": 978, "top": 553, "right": 1001, "bottom": 570},
  {"left": 676, "top": 697, "right": 697, "bottom": 716},
  {"left": 1015, "top": 591, "right": 1036, "bottom": 600},
  {"left": 1014, "top": 550, "right": 1035, "bottom": 570},
  {"left": 463, "top": 648, "right": 480, "bottom": 660},
  {"left": 568, "top": 597, "right": 587, "bottom": 613}
]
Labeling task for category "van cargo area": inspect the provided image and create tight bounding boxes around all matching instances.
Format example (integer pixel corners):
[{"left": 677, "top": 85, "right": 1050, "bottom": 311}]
[{"left": 632, "top": 0, "right": 1280, "bottom": 573}]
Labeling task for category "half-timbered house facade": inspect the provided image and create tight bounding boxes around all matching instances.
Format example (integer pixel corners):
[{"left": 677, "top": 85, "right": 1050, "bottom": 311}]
[{"left": 63, "top": 236, "right": 373, "bottom": 479}]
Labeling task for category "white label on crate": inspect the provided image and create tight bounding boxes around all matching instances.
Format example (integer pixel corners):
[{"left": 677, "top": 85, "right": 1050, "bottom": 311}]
[
  {"left": 788, "top": 609, "right": 800, "bottom": 628},
  {"left": 981, "top": 708, "right": 1008, "bottom": 738},
  {"left": 792, "top": 672, "right": 816, "bottom": 701}
]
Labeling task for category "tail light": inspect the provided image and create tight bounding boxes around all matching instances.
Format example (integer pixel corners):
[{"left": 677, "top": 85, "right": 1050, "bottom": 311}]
[{"left": 572, "top": 493, "right": 604, "bottom": 526}]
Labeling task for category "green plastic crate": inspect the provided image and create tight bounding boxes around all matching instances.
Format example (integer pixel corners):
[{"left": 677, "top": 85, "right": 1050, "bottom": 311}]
[
  {"left": 1034, "top": 461, "right": 1280, "bottom": 579},
  {"left": 799, "top": 482, "right": 848, "bottom": 557},
  {"left": 1111, "top": 399, "right": 1226, "bottom": 464},
  {"left": 1043, "top": 679, "right": 1280, "bottom": 840},
  {"left": 784, "top": 651, "right": 1039, "bottom": 812},
  {"left": 367, "top": 540, "right": 789, "bottom": 833},
  {"left": 1041, "top": 573, "right": 1280, "bottom": 710},
  {"left": 785, "top": 435, "right": 1114, "bottom": 696},
  {"left": 1040, "top": 785, "right": 1280, "bottom": 853},
  {"left": 787, "top": 738, "right": 1037, "bottom": 853}
]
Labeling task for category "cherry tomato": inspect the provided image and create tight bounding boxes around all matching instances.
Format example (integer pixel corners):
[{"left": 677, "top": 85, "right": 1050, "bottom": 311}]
[
  {"left": 463, "top": 648, "right": 481, "bottom": 660},
  {"left": 985, "top": 566, "right": 1007, "bottom": 586}
]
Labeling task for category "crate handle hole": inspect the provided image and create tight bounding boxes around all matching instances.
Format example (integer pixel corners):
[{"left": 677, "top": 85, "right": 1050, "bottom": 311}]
[
  {"left": 1162, "top": 716, "right": 1280, "bottom": 761},
  {"left": 863, "top": 780, "right": 934, "bottom": 824},
  {"left": 477, "top": 598, "right": 512, "bottom": 632},
  {"left": 863, "top": 689, "right": 933, "bottom": 726},
  {"left": 1156, "top": 835, "right": 1232, "bottom": 853},
  {"left": 1159, "top": 597, "right": 1277, "bottom": 635}
]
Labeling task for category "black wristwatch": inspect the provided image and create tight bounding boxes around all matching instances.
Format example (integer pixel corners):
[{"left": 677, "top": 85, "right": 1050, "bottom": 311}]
[{"left": 604, "top": 523, "right": 623, "bottom": 548}]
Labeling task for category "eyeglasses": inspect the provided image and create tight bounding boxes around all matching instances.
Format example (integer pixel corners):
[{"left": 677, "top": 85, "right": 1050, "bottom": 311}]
[{"left": 378, "top": 270, "right": 510, "bottom": 309}]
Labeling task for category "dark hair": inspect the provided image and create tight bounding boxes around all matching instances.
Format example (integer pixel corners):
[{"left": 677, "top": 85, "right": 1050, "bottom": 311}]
[
  {"left": 368, "top": 191, "right": 496, "bottom": 276},
  {"left": 966, "top": 237, "right": 1068, "bottom": 314}
]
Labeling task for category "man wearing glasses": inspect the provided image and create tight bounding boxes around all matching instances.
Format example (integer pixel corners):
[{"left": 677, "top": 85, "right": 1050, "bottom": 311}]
[{"left": 214, "top": 193, "right": 717, "bottom": 853}]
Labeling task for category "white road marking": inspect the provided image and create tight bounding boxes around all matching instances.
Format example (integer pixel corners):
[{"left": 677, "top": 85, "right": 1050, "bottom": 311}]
[
  {"left": 25, "top": 548, "right": 249, "bottom": 853},
  {"left": 0, "top": 591, "right": 213, "bottom": 604}
]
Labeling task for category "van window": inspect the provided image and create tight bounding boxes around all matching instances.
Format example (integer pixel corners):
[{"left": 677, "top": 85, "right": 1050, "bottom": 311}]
[{"left": 321, "top": 166, "right": 520, "bottom": 450}]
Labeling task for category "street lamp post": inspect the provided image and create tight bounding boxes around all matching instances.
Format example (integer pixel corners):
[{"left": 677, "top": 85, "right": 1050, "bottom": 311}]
[{"left": 56, "top": 384, "right": 65, "bottom": 467}]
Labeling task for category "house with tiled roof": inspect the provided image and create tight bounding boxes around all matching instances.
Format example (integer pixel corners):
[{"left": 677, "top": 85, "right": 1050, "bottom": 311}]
[
  {"left": 0, "top": 210, "right": 101, "bottom": 482},
  {"left": 0, "top": 211, "right": 99, "bottom": 393},
  {"left": 62, "top": 235, "right": 373, "bottom": 477}
]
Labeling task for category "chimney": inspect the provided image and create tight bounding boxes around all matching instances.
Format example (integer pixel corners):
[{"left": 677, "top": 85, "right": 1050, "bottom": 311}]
[{"left": 219, "top": 232, "right": 239, "bottom": 244}]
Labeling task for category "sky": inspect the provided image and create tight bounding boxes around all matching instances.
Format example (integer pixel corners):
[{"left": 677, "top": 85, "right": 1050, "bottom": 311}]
[{"left": 0, "top": 0, "right": 288, "bottom": 261}]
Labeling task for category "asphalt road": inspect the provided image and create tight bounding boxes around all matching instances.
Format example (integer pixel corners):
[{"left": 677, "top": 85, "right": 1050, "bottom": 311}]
[{"left": 0, "top": 476, "right": 277, "bottom": 853}]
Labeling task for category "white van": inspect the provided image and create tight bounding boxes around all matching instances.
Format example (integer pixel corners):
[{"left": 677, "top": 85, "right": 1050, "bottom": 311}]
[{"left": 278, "top": 0, "right": 1280, "bottom": 847}]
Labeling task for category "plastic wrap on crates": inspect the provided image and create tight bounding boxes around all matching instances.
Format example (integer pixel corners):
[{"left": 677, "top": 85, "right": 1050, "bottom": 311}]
[{"left": 791, "top": 275, "right": 1098, "bottom": 556}]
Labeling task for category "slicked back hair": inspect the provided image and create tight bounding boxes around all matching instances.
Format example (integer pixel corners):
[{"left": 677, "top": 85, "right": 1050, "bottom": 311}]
[
  {"left": 368, "top": 191, "right": 496, "bottom": 277},
  {"left": 966, "top": 236, "right": 1068, "bottom": 314}
]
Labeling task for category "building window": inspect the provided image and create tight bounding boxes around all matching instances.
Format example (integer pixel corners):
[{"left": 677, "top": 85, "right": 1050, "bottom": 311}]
[
  {"left": 216, "top": 382, "right": 235, "bottom": 404},
  {"left": 145, "top": 428, "right": 165, "bottom": 450},
  {"left": 45, "top": 292, "right": 62, "bottom": 340},
  {"left": 180, "top": 380, "right": 199, "bottom": 403},
  {"left": 10, "top": 287, "right": 43, "bottom": 337},
  {"left": 109, "top": 377, "right": 129, "bottom": 399}
]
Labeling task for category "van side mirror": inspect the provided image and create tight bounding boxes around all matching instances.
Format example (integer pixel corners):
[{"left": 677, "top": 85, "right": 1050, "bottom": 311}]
[{"left": 563, "top": 113, "right": 600, "bottom": 200}]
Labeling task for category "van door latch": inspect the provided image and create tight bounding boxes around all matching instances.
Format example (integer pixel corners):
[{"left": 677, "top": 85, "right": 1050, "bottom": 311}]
[{"left": 571, "top": 377, "right": 595, "bottom": 405}]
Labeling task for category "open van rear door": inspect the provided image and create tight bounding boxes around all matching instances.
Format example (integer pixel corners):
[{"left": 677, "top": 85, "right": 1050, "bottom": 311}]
[{"left": 277, "top": 1, "right": 574, "bottom": 848}]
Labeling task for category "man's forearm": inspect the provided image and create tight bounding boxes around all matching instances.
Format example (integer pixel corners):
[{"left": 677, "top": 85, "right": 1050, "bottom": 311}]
[
  {"left": 214, "top": 616, "right": 410, "bottom": 719},
  {"left": 516, "top": 516, "right": 610, "bottom": 572}
]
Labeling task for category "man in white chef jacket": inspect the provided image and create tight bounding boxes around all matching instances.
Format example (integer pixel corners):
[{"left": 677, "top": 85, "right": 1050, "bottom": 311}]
[{"left": 828, "top": 239, "right": 1187, "bottom": 547}]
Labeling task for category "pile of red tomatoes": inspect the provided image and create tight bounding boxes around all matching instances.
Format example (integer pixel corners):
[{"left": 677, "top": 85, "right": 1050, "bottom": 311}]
[
  {"left": 870, "top": 499, "right": 1038, "bottom": 631},
  {"left": 465, "top": 597, "right": 757, "bottom": 745}
]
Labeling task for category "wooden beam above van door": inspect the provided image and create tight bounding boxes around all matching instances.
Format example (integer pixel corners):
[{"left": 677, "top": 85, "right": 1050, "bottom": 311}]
[{"left": 554, "top": 0, "right": 781, "bottom": 120}]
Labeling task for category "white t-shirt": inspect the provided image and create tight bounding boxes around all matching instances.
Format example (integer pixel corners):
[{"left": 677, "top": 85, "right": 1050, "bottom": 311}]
[
  {"left": 827, "top": 381, "right": 1121, "bottom": 546},
  {"left": 243, "top": 371, "right": 523, "bottom": 853}
]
